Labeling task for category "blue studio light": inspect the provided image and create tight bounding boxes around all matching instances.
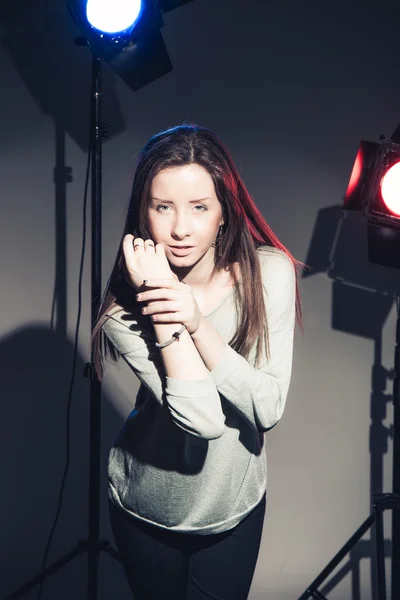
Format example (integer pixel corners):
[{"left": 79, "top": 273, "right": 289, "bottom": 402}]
[{"left": 86, "top": 0, "right": 143, "bottom": 34}]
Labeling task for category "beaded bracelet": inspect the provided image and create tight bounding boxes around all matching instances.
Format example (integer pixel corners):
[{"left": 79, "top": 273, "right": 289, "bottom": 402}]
[{"left": 155, "top": 324, "right": 187, "bottom": 349}]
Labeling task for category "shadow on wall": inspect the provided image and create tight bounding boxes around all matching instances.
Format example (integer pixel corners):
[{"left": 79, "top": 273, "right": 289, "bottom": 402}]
[
  {"left": 302, "top": 206, "right": 399, "bottom": 600},
  {"left": 0, "top": 1, "right": 124, "bottom": 151},
  {"left": 0, "top": 326, "right": 130, "bottom": 600},
  {"left": 0, "top": 6, "right": 129, "bottom": 599}
]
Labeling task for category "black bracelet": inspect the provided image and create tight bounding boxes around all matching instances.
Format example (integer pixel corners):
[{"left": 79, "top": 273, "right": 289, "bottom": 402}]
[{"left": 155, "top": 324, "right": 186, "bottom": 349}]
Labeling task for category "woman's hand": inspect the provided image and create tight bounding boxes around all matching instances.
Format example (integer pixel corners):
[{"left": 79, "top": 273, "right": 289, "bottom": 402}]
[
  {"left": 136, "top": 278, "right": 204, "bottom": 336},
  {"left": 122, "top": 235, "right": 177, "bottom": 290}
]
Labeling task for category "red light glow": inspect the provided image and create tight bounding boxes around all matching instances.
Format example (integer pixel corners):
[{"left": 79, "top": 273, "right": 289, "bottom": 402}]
[
  {"left": 380, "top": 161, "right": 400, "bottom": 217},
  {"left": 347, "top": 151, "right": 362, "bottom": 195},
  {"left": 344, "top": 149, "right": 363, "bottom": 207}
]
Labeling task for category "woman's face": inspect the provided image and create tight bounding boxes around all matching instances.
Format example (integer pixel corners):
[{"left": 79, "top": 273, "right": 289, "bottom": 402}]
[{"left": 147, "top": 163, "right": 224, "bottom": 268}]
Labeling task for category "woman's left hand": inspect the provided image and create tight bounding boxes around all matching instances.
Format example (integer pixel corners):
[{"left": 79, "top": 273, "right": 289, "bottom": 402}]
[{"left": 136, "top": 278, "right": 204, "bottom": 335}]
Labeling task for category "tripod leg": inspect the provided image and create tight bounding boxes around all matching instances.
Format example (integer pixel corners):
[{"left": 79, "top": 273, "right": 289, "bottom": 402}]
[
  {"left": 298, "top": 513, "right": 375, "bottom": 600},
  {"left": 4, "top": 543, "right": 86, "bottom": 600},
  {"left": 103, "top": 545, "right": 120, "bottom": 562},
  {"left": 374, "top": 505, "right": 387, "bottom": 600},
  {"left": 310, "top": 592, "right": 328, "bottom": 600}
]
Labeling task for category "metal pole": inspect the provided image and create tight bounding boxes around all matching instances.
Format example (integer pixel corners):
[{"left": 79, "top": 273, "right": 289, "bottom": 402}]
[
  {"left": 391, "top": 300, "right": 400, "bottom": 599},
  {"left": 88, "top": 54, "right": 102, "bottom": 600}
]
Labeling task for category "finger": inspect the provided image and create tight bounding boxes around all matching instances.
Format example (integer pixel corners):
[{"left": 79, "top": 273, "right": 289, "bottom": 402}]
[
  {"left": 138, "top": 289, "right": 177, "bottom": 302},
  {"left": 150, "top": 313, "right": 182, "bottom": 323},
  {"left": 155, "top": 243, "right": 166, "bottom": 256},
  {"left": 141, "top": 301, "right": 178, "bottom": 315},
  {"left": 123, "top": 234, "right": 135, "bottom": 260},
  {"left": 144, "top": 239, "right": 155, "bottom": 252},
  {"left": 133, "top": 237, "right": 145, "bottom": 251}
]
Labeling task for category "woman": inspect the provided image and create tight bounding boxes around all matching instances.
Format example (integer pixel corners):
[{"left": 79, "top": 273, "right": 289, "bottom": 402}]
[{"left": 91, "top": 123, "right": 303, "bottom": 600}]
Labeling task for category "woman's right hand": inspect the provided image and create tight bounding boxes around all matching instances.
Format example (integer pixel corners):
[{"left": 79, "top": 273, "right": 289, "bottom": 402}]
[{"left": 122, "top": 235, "right": 177, "bottom": 290}]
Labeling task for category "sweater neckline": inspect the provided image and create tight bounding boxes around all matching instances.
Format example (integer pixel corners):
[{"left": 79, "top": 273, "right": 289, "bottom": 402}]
[{"left": 204, "top": 281, "right": 240, "bottom": 318}]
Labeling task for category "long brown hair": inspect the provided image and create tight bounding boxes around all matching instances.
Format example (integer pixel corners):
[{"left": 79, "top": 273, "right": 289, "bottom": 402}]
[{"left": 91, "top": 123, "right": 304, "bottom": 381}]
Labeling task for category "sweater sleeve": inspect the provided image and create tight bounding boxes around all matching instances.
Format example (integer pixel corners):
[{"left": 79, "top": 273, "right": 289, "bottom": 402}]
[
  {"left": 209, "top": 249, "right": 296, "bottom": 433},
  {"left": 102, "top": 310, "right": 225, "bottom": 440}
]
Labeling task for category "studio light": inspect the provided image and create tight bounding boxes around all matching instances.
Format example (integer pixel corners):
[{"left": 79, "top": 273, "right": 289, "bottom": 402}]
[
  {"left": 299, "top": 127, "right": 400, "bottom": 600},
  {"left": 86, "top": 0, "right": 143, "bottom": 34},
  {"left": 341, "top": 130, "right": 400, "bottom": 600},
  {"left": 66, "top": 0, "right": 193, "bottom": 91},
  {"left": 344, "top": 135, "right": 400, "bottom": 270}
]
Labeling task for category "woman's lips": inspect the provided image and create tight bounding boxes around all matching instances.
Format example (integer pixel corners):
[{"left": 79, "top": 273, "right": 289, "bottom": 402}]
[{"left": 169, "top": 246, "right": 194, "bottom": 256}]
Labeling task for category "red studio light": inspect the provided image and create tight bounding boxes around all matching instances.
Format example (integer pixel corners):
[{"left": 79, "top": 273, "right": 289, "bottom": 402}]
[
  {"left": 344, "top": 140, "right": 379, "bottom": 211},
  {"left": 344, "top": 138, "right": 400, "bottom": 227},
  {"left": 381, "top": 161, "right": 400, "bottom": 217},
  {"left": 343, "top": 137, "right": 400, "bottom": 269},
  {"left": 364, "top": 139, "right": 400, "bottom": 227}
]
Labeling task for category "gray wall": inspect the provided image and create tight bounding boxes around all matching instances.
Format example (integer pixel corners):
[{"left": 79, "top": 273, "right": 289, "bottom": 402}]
[{"left": 1, "top": 1, "right": 399, "bottom": 599}]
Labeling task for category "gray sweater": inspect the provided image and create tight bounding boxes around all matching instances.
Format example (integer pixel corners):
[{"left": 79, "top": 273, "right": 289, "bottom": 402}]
[{"left": 102, "top": 246, "right": 296, "bottom": 535}]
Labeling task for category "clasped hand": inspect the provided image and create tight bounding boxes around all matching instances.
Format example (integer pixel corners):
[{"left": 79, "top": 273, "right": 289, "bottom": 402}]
[{"left": 123, "top": 234, "right": 203, "bottom": 335}]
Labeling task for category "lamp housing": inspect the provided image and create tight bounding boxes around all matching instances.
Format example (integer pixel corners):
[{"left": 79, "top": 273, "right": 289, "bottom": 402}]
[
  {"left": 66, "top": 0, "right": 194, "bottom": 91},
  {"left": 344, "top": 138, "right": 400, "bottom": 269},
  {"left": 344, "top": 138, "right": 400, "bottom": 229},
  {"left": 364, "top": 139, "right": 400, "bottom": 228}
]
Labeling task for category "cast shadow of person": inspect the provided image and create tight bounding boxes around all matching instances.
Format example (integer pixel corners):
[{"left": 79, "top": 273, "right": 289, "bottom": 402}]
[{"left": 0, "top": 324, "right": 132, "bottom": 600}]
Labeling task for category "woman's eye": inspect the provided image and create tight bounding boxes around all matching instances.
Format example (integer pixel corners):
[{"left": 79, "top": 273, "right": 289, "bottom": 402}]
[{"left": 155, "top": 204, "right": 208, "bottom": 212}]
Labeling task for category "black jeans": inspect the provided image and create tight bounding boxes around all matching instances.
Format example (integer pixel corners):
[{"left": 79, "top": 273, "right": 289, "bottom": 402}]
[{"left": 109, "top": 492, "right": 266, "bottom": 600}]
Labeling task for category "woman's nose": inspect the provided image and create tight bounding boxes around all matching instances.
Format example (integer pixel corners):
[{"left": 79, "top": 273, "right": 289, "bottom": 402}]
[{"left": 171, "top": 215, "right": 192, "bottom": 239}]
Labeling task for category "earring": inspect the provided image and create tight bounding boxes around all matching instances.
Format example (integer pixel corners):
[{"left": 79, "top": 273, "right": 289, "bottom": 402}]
[{"left": 216, "top": 224, "right": 224, "bottom": 257}]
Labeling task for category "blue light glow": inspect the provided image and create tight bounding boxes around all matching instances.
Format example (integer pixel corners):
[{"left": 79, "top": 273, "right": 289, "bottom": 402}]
[{"left": 86, "top": 0, "right": 142, "bottom": 34}]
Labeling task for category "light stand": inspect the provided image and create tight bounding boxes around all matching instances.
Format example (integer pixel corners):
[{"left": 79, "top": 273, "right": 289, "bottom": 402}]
[
  {"left": 391, "top": 295, "right": 400, "bottom": 598},
  {"left": 1, "top": 2, "right": 194, "bottom": 598},
  {"left": 298, "top": 495, "right": 400, "bottom": 599},
  {"left": 4, "top": 53, "right": 120, "bottom": 600},
  {"left": 84, "top": 52, "right": 120, "bottom": 600},
  {"left": 298, "top": 303, "right": 400, "bottom": 600},
  {"left": 298, "top": 145, "right": 400, "bottom": 598}
]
